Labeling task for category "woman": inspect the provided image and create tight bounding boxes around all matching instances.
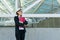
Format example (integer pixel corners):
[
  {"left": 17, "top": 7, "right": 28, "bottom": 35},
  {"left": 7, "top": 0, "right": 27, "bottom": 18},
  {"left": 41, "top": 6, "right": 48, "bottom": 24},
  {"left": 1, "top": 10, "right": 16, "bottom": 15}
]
[{"left": 14, "top": 9, "right": 28, "bottom": 40}]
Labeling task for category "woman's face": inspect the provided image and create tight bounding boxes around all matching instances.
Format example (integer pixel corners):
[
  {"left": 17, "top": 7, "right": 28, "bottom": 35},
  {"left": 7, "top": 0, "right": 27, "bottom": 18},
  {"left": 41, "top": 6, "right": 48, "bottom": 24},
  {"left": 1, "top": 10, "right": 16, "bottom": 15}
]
[{"left": 17, "top": 11, "right": 22, "bottom": 16}]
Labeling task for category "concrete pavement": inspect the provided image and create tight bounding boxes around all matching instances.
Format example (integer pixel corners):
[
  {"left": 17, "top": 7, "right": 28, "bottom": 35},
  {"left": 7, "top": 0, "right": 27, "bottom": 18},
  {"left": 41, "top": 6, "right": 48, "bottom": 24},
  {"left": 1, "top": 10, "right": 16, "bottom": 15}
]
[{"left": 0, "top": 27, "right": 60, "bottom": 40}]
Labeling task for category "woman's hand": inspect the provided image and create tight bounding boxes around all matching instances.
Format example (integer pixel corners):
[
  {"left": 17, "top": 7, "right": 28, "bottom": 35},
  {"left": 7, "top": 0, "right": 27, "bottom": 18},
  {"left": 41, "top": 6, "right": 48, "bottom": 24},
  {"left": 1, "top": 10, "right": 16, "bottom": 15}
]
[{"left": 24, "top": 25, "right": 28, "bottom": 27}]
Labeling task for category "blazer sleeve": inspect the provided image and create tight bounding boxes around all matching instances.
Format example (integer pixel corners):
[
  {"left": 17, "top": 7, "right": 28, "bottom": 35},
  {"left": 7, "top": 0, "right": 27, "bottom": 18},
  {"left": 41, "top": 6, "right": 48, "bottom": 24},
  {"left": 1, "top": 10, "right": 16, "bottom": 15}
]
[
  {"left": 23, "top": 20, "right": 28, "bottom": 25},
  {"left": 14, "top": 16, "right": 20, "bottom": 26}
]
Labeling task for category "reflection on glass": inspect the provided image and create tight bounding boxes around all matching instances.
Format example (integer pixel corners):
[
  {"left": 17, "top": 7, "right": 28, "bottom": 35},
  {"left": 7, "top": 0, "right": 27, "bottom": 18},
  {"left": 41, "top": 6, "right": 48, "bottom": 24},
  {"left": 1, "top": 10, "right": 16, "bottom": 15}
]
[
  {"left": 21, "top": 0, "right": 60, "bottom": 13},
  {"left": 0, "top": 0, "right": 60, "bottom": 14}
]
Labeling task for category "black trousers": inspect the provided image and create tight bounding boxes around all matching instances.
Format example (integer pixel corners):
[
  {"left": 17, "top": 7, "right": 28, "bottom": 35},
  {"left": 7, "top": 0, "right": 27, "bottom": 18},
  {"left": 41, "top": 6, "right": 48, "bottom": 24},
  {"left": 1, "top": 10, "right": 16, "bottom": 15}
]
[{"left": 15, "top": 30, "right": 25, "bottom": 40}]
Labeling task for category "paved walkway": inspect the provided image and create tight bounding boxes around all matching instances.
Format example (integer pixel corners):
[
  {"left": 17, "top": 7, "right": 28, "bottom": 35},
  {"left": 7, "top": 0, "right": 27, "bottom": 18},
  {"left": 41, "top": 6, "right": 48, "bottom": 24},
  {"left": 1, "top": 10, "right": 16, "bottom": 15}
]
[{"left": 0, "top": 27, "right": 60, "bottom": 40}]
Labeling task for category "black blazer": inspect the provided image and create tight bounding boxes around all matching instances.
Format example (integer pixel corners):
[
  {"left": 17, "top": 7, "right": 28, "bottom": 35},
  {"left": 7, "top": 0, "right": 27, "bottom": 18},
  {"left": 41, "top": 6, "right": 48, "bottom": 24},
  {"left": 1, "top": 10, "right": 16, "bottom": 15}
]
[{"left": 14, "top": 16, "right": 28, "bottom": 31}]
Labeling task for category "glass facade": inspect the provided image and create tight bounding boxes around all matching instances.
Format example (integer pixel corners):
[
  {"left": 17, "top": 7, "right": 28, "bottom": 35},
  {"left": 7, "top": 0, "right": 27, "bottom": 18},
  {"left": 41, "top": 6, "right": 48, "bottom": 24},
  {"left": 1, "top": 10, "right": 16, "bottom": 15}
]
[
  {"left": 0, "top": 0, "right": 60, "bottom": 27},
  {"left": 0, "top": 0, "right": 15, "bottom": 15},
  {"left": 0, "top": 0, "right": 60, "bottom": 14},
  {"left": 21, "top": 0, "right": 60, "bottom": 13}
]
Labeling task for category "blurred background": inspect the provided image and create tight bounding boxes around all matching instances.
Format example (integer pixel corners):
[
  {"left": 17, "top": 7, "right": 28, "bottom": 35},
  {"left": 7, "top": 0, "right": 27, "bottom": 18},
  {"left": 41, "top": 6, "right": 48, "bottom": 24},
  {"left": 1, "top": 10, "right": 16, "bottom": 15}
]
[
  {"left": 0, "top": 0, "right": 60, "bottom": 40},
  {"left": 0, "top": 0, "right": 60, "bottom": 27}
]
